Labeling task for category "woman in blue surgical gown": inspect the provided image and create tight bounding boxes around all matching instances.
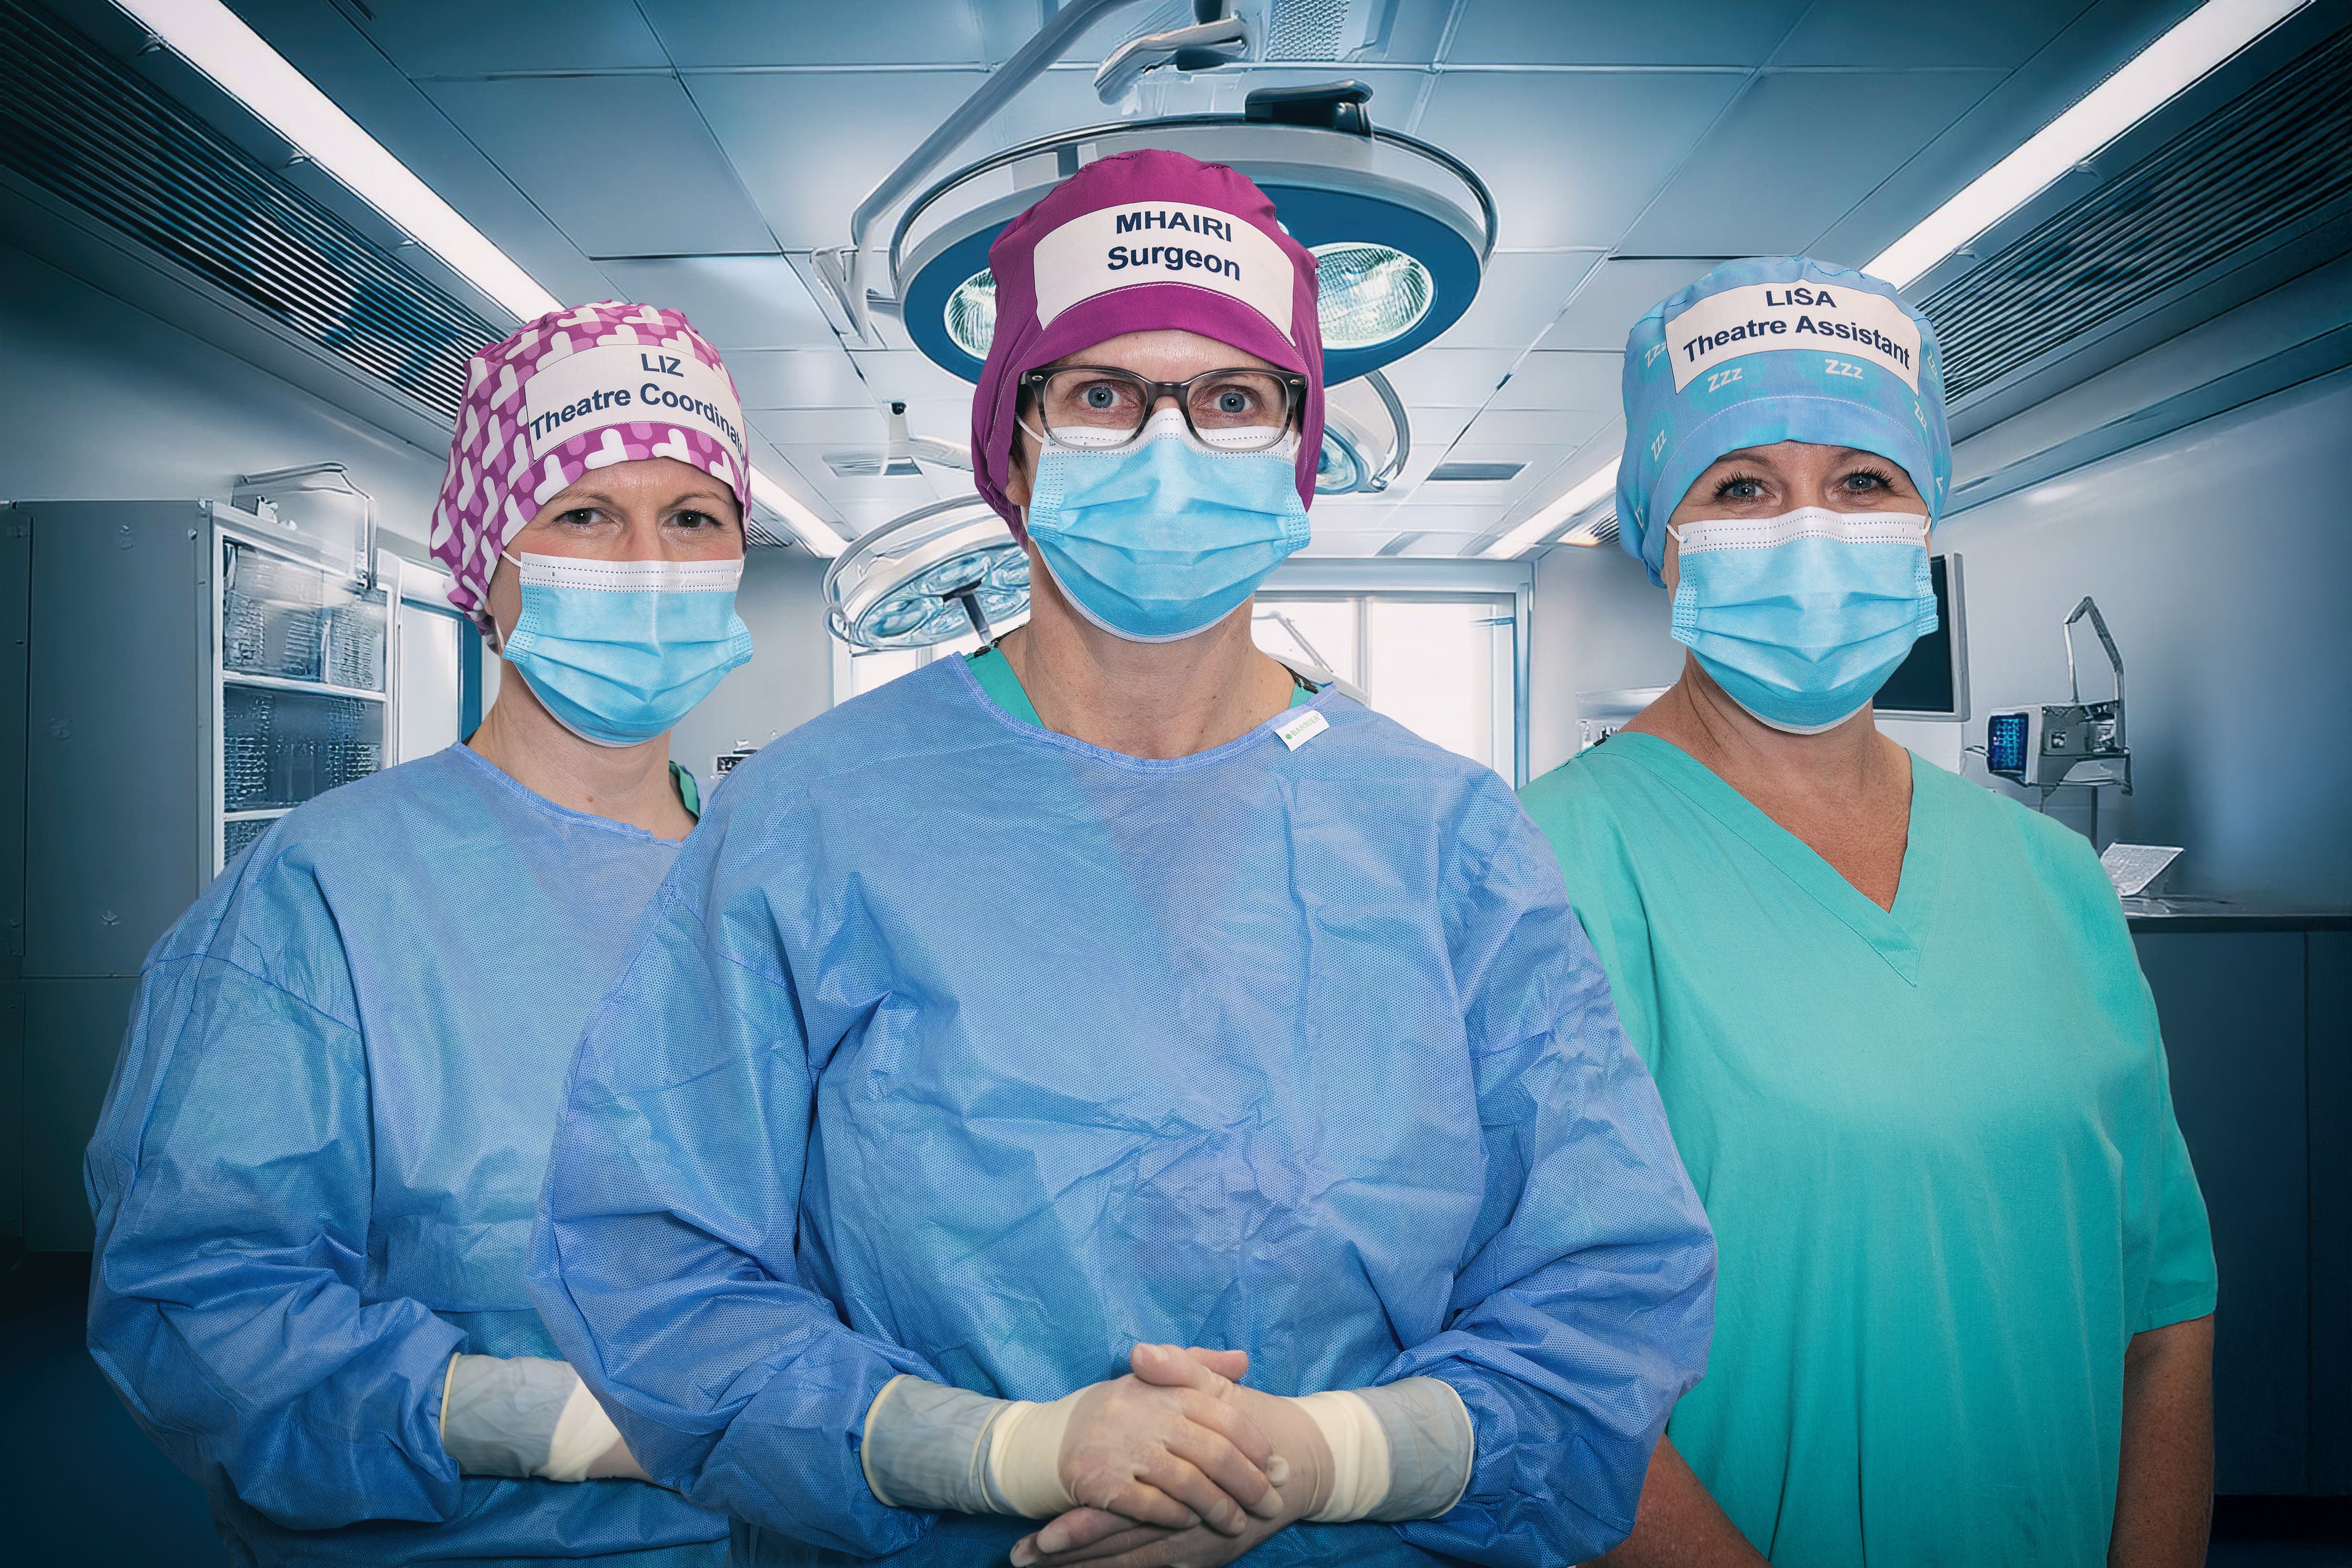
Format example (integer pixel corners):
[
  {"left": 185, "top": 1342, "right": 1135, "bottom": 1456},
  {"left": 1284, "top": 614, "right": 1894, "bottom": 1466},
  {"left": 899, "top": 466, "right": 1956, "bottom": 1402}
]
[
  {"left": 83, "top": 301, "right": 754, "bottom": 1566},
  {"left": 528, "top": 152, "right": 1715, "bottom": 1568}
]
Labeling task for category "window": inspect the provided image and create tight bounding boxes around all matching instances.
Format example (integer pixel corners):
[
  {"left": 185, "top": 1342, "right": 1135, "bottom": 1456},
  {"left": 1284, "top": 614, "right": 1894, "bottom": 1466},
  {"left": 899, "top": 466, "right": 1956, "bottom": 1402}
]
[
  {"left": 1255, "top": 593, "right": 1520, "bottom": 781},
  {"left": 831, "top": 592, "right": 1526, "bottom": 785}
]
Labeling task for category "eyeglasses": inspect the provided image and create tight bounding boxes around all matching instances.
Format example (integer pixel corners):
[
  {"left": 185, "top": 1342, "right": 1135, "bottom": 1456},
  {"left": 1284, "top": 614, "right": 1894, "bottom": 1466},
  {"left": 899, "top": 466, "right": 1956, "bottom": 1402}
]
[{"left": 1019, "top": 366, "right": 1305, "bottom": 453}]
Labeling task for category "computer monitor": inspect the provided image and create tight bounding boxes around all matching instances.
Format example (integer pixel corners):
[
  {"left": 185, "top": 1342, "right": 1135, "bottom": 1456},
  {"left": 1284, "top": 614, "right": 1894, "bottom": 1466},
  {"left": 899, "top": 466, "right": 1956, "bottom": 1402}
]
[{"left": 1876, "top": 552, "right": 1968, "bottom": 721}]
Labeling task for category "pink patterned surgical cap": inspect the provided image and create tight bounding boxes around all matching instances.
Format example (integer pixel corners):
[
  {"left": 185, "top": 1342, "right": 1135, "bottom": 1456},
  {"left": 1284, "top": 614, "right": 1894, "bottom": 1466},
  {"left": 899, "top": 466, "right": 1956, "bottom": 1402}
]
[{"left": 430, "top": 300, "right": 751, "bottom": 627}]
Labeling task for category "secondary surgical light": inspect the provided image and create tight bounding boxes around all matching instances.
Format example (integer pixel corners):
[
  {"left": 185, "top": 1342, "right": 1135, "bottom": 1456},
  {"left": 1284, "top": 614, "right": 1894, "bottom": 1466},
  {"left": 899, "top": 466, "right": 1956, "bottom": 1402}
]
[
  {"left": 1312, "top": 242, "right": 1434, "bottom": 351},
  {"left": 112, "top": 0, "right": 850, "bottom": 558},
  {"left": 825, "top": 497, "right": 1030, "bottom": 651}
]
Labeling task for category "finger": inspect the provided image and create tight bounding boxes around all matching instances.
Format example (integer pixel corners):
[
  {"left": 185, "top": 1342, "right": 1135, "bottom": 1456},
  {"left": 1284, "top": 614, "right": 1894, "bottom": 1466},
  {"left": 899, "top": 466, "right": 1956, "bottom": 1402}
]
[
  {"left": 1173, "top": 1389, "right": 1276, "bottom": 1476},
  {"left": 1181, "top": 1347, "right": 1249, "bottom": 1383},
  {"left": 1129, "top": 1453, "right": 1249, "bottom": 1536},
  {"left": 1073, "top": 1475, "right": 1198, "bottom": 1533},
  {"left": 1033, "top": 1507, "right": 1136, "bottom": 1556},
  {"left": 1128, "top": 1342, "right": 1225, "bottom": 1392},
  {"left": 1019, "top": 1521, "right": 1185, "bottom": 1567},
  {"left": 1164, "top": 1423, "right": 1275, "bottom": 1518}
]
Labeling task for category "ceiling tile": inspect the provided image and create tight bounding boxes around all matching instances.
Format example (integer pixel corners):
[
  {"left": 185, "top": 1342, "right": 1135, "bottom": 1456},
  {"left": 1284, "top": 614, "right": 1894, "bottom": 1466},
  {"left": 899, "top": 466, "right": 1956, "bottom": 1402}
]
[
  {"left": 1429, "top": 251, "right": 1607, "bottom": 351},
  {"left": 1461, "top": 407, "right": 1611, "bottom": 448},
  {"left": 1415, "top": 72, "right": 1748, "bottom": 247},
  {"left": 727, "top": 349, "right": 872, "bottom": 409},
  {"left": 1618, "top": 70, "right": 2001, "bottom": 256},
  {"left": 847, "top": 349, "right": 979, "bottom": 406},
  {"left": 423, "top": 77, "right": 774, "bottom": 255},
  {"left": 1442, "top": 1, "right": 1811, "bottom": 66},
  {"left": 647, "top": 1, "right": 987, "bottom": 67},
  {"left": 1538, "top": 259, "right": 1721, "bottom": 351},
  {"left": 688, "top": 71, "right": 990, "bottom": 249},
  {"left": 1400, "top": 406, "right": 1477, "bottom": 450},
  {"left": 1772, "top": 0, "right": 2096, "bottom": 69},
  {"left": 1377, "top": 347, "right": 1520, "bottom": 408},
  {"left": 1360, "top": 505, "right": 1504, "bottom": 533},
  {"left": 777, "top": 442, "right": 955, "bottom": 505},
  {"left": 748, "top": 408, "right": 888, "bottom": 448},
  {"left": 594, "top": 256, "right": 837, "bottom": 349},
  {"left": 350, "top": 1, "right": 665, "bottom": 76},
  {"left": 1490, "top": 351, "right": 1624, "bottom": 413}
]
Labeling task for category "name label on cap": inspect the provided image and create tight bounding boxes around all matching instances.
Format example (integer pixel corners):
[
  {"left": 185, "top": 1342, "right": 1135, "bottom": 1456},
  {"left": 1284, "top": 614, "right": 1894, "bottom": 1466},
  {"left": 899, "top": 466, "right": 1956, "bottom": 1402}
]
[
  {"left": 524, "top": 343, "right": 747, "bottom": 466},
  {"left": 1032, "top": 202, "right": 1293, "bottom": 337},
  {"left": 1663, "top": 282, "right": 1921, "bottom": 393}
]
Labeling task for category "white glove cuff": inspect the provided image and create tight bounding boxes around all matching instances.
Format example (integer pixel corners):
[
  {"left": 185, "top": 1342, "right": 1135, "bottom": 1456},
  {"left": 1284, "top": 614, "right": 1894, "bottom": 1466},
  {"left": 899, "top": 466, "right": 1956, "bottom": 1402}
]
[
  {"left": 536, "top": 1379, "right": 621, "bottom": 1483},
  {"left": 984, "top": 1390, "right": 1083, "bottom": 1517},
  {"left": 1295, "top": 1390, "right": 1391, "bottom": 1522}
]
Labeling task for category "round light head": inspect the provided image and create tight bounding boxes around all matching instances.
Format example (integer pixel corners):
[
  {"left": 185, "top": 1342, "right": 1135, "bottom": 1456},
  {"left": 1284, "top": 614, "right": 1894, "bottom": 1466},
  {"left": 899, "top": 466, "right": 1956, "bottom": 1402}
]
[
  {"left": 824, "top": 497, "right": 1030, "bottom": 651},
  {"left": 1312, "top": 242, "right": 1433, "bottom": 350},
  {"left": 944, "top": 269, "right": 997, "bottom": 362}
]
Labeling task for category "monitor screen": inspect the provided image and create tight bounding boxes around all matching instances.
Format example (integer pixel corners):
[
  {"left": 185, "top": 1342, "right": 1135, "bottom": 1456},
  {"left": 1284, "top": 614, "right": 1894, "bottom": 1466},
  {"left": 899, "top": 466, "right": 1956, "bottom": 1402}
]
[{"left": 1876, "top": 553, "right": 1967, "bottom": 720}]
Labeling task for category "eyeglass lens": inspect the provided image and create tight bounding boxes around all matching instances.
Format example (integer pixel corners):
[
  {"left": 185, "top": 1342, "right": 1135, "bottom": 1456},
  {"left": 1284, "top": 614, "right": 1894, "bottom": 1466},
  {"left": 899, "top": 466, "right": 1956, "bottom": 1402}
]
[{"left": 1038, "top": 368, "right": 1292, "bottom": 451}]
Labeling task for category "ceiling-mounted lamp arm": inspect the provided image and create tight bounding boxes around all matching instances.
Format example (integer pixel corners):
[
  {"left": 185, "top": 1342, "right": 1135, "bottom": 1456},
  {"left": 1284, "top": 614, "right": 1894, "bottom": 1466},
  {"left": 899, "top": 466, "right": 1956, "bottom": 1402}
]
[
  {"left": 2063, "top": 595, "right": 2126, "bottom": 741},
  {"left": 1362, "top": 369, "right": 1410, "bottom": 490},
  {"left": 829, "top": 0, "right": 1158, "bottom": 340},
  {"left": 1094, "top": 12, "right": 1253, "bottom": 105}
]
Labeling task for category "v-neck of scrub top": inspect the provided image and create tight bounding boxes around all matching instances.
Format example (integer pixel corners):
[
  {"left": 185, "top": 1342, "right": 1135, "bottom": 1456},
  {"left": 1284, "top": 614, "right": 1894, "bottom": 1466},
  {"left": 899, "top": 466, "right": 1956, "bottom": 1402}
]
[
  {"left": 965, "top": 645, "right": 1315, "bottom": 731},
  {"left": 1598, "top": 731, "right": 1945, "bottom": 985}
]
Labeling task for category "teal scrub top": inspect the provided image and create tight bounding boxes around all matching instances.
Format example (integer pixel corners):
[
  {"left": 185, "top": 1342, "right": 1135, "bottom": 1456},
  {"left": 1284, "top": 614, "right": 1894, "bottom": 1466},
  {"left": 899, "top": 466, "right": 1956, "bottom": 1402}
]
[
  {"left": 966, "top": 645, "right": 1314, "bottom": 725},
  {"left": 1519, "top": 733, "right": 2215, "bottom": 1567}
]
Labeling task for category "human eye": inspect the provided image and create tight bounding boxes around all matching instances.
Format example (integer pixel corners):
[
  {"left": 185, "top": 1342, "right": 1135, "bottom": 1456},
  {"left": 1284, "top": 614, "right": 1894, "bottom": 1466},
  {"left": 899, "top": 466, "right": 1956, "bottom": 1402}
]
[
  {"left": 1192, "top": 374, "right": 1276, "bottom": 425},
  {"left": 1710, "top": 472, "right": 1765, "bottom": 502},
  {"left": 1840, "top": 465, "right": 1896, "bottom": 494}
]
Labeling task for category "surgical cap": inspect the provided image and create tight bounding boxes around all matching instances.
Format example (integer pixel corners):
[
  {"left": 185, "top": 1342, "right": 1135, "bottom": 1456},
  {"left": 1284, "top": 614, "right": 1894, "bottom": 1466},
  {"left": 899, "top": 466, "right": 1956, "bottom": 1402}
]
[
  {"left": 431, "top": 301, "right": 750, "bottom": 627},
  {"left": 971, "top": 149, "right": 1326, "bottom": 534},
  {"left": 1617, "top": 256, "right": 1951, "bottom": 585}
]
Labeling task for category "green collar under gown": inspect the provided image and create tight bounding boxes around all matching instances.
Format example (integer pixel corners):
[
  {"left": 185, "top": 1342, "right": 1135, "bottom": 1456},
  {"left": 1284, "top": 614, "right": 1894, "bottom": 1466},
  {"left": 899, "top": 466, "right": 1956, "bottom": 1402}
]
[
  {"left": 1519, "top": 732, "right": 2214, "bottom": 1568},
  {"left": 964, "top": 644, "right": 1315, "bottom": 726}
]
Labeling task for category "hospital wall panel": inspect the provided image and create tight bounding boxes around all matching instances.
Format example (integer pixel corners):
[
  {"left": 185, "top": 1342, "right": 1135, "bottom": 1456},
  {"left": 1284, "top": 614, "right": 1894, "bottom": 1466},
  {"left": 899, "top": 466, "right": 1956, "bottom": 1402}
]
[
  {"left": 1936, "top": 371, "right": 2352, "bottom": 907},
  {"left": 0, "top": 239, "right": 445, "bottom": 544},
  {"left": 2308, "top": 931, "right": 2352, "bottom": 1495},
  {"left": 2, "top": 510, "right": 27, "bottom": 1240},
  {"left": 2137, "top": 929, "right": 2310, "bottom": 1495},
  {"left": 1526, "top": 542, "right": 1683, "bottom": 779},
  {"left": 20, "top": 978, "right": 136, "bottom": 1250}
]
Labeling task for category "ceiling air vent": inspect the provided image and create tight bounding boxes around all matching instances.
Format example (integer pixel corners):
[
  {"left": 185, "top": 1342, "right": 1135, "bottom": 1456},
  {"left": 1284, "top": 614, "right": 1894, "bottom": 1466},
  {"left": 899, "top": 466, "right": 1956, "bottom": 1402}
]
[
  {"left": 1556, "top": 511, "right": 1619, "bottom": 548},
  {"left": 0, "top": 0, "right": 500, "bottom": 421},
  {"left": 1923, "top": 24, "right": 2352, "bottom": 405},
  {"left": 1429, "top": 460, "right": 1525, "bottom": 482}
]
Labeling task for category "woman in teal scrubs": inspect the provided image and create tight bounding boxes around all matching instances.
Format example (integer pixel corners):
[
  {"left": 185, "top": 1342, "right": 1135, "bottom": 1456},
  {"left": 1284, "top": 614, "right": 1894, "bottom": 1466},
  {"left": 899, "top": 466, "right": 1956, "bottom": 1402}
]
[{"left": 1518, "top": 257, "right": 2216, "bottom": 1568}]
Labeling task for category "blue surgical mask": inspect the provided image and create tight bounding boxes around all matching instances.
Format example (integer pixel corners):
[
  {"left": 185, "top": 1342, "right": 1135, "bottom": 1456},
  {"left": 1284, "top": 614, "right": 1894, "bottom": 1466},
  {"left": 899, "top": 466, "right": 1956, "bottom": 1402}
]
[
  {"left": 498, "top": 552, "right": 753, "bottom": 747},
  {"left": 1023, "top": 408, "right": 1311, "bottom": 643},
  {"left": 1669, "top": 508, "right": 1937, "bottom": 734}
]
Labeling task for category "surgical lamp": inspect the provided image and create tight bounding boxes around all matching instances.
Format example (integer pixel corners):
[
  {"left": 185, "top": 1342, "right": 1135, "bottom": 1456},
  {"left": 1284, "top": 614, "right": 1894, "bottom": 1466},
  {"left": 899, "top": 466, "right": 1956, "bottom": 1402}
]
[{"left": 825, "top": 497, "right": 1030, "bottom": 651}]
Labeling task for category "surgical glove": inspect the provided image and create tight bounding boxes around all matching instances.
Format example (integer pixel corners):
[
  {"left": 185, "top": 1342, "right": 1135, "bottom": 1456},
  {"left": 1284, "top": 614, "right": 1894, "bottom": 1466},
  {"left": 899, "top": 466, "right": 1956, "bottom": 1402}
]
[
  {"left": 1015, "top": 1354, "right": 1474, "bottom": 1565},
  {"left": 439, "top": 1353, "right": 646, "bottom": 1483},
  {"left": 860, "top": 1345, "right": 1282, "bottom": 1533}
]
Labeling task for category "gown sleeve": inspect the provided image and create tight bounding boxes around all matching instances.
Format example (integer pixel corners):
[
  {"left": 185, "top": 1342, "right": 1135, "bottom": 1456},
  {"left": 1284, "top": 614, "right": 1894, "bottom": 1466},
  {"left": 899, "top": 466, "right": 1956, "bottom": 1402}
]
[
  {"left": 1381, "top": 801, "right": 1716, "bottom": 1568},
  {"left": 82, "top": 866, "right": 467, "bottom": 1530},
  {"left": 527, "top": 805, "right": 945, "bottom": 1558}
]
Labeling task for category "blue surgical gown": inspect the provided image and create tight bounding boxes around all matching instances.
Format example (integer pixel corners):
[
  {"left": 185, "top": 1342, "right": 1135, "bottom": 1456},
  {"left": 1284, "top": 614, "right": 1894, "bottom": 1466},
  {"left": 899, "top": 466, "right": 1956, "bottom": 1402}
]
[
  {"left": 84, "top": 744, "right": 727, "bottom": 1567},
  {"left": 529, "top": 657, "right": 1716, "bottom": 1567}
]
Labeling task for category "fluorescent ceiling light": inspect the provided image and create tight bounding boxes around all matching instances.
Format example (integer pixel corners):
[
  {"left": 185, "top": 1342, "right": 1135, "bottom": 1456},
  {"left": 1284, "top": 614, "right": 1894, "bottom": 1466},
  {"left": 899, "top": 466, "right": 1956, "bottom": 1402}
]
[
  {"left": 114, "top": 0, "right": 559, "bottom": 319},
  {"left": 114, "top": 0, "right": 850, "bottom": 558},
  {"left": 1867, "top": 0, "right": 2309, "bottom": 287},
  {"left": 1484, "top": 459, "right": 1619, "bottom": 559},
  {"left": 750, "top": 470, "right": 851, "bottom": 557}
]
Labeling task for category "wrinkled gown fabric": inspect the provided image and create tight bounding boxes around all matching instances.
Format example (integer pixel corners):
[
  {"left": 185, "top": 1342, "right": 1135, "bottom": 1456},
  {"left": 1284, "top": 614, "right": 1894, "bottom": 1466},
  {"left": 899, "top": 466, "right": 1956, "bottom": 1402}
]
[
  {"left": 529, "top": 656, "right": 1716, "bottom": 1568},
  {"left": 84, "top": 744, "right": 726, "bottom": 1567},
  {"left": 1518, "top": 734, "right": 2216, "bottom": 1567}
]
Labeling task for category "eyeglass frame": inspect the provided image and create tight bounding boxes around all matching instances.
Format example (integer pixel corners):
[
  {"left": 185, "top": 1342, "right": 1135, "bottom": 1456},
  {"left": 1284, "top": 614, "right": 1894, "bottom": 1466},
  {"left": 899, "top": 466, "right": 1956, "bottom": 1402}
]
[{"left": 1016, "top": 365, "right": 1309, "bottom": 453}]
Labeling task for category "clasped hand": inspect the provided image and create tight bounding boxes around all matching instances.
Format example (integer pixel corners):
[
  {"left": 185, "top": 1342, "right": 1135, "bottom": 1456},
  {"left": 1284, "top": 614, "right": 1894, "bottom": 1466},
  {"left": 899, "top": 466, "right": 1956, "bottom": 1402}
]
[{"left": 1015, "top": 1344, "right": 1333, "bottom": 1568}]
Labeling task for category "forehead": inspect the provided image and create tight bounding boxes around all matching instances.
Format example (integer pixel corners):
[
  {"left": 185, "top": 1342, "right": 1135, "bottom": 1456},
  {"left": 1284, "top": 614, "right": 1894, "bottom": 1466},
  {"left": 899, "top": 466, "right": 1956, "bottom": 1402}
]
[
  {"left": 1700, "top": 441, "right": 1883, "bottom": 471},
  {"left": 1048, "top": 329, "right": 1277, "bottom": 375}
]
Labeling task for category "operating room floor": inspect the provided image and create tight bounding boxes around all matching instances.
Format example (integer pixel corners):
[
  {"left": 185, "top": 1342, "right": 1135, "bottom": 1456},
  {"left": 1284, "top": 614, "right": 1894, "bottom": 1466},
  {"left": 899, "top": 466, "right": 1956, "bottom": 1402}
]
[{"left": 0, "top": 1249, "right": 2343, "bottom": 1566}]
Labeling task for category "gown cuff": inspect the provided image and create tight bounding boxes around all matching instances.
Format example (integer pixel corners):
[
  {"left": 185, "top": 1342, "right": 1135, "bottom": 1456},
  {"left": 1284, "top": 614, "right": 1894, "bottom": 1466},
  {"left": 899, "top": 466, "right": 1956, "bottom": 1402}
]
[{"left": 1357, "top": 1377, "right": 1475, "bottom": 1521}]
